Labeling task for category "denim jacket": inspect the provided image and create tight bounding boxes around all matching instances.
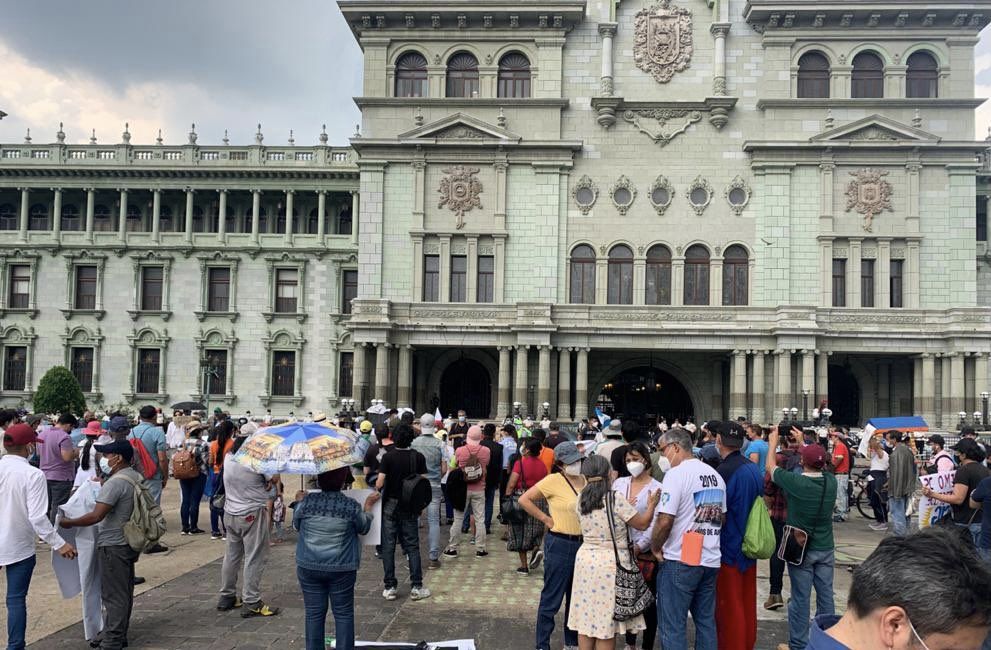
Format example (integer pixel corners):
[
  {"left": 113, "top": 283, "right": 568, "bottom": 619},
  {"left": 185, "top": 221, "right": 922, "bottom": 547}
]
[{"left": 292, "top": 491, "right": 372, "bottom": 572}]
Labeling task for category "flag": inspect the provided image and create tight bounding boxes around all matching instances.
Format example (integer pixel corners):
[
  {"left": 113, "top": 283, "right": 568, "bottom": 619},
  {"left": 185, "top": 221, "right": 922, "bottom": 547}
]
[
  {"left": 595, "top": 407, "right": 611, "bottom": 429},
  {"left": 434, "top": 407, "right": 443, "bottom": 427}
]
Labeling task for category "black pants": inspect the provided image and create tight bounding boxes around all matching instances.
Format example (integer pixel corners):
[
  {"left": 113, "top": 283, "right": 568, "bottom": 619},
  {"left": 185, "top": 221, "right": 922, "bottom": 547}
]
[
  {"left": 47, "top": 480, "right": 73, "bottom": 524},
  {"left": 868, "top": 470, "right": 888, "bottom": 523},
  {"left": 625, "top": 562, "right": 658, "bottom": 649},
  {"left": 99, "top": 545, "right": 139, "bottom": 650},
  {"left": 769, "top": 517, "right": 786, "bottom": 595}
]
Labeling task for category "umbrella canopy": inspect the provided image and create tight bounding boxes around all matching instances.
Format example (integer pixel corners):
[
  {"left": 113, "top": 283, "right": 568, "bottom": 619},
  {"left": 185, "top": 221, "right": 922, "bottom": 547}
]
[
  {"left": 171, "top": 401, "right": 207, "bottom": 412},
  {"left": 233, "top": 421, "right": 368, "bottom": 475}
]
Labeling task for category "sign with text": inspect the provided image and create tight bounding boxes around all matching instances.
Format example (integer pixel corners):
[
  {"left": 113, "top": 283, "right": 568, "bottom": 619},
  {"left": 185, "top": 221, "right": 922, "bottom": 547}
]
[{"left": 917, "top": 470, "right": 955, "bottom": 529}]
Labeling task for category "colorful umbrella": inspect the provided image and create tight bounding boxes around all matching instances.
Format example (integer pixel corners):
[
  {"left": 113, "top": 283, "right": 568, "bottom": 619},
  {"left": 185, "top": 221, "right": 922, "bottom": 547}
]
[{"left": 233, "top": 421, "right": 369, "bottom": 475}]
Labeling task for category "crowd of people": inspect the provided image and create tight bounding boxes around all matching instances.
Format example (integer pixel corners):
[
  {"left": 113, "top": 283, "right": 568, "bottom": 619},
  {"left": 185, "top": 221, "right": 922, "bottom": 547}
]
[{"left": 2, "top": 404, "right": 991, "bottom": 650}]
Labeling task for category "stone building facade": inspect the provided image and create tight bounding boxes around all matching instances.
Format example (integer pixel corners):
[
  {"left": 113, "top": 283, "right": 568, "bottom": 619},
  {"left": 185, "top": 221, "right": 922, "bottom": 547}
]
[{"left": 1, "top": 0, "right": 991, "bottom": 428}]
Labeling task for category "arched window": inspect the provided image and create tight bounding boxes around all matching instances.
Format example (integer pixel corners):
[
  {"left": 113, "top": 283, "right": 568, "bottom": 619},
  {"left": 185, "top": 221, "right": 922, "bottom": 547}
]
[
  {"left": 395, "top": 52, "right": 428, "bottom": 98},
  {"left": 93, "top": 204, "right": 112, "bottom": 232},
  {"left": 569, "top": 244, "right": 596, "bottom": 304},
  {"left": 446, "top": 52, "right": 480, "bottom": 98},
  {"left": 797, "top": 51, "right": 830, "bottom": 98},
  {"left": 684, "top": 245, "right": 710, "bottom": 306},
  {"left": 28, "top": 204, "right": 48, "bottom": 231},
  {"left": 60, "top": 203, "right": 80, "bottom": 231},
  {"left": 851, "top": 51, "right": 884, "bottom": 99},
  {"left": 645, "top": 245, "right": 672, "bottom": 306},
  {"left": 498, "top": 52, "right": 531, "bottom": 98},
  {"left": 607, "top": 245, "right": 634, "bottom": 305},
  {"left": 906, "top": 51, "right": 938, "bottom": 98},
  {"left": 722, "top": 245, "right": 749, "bottom": 306},
  {"left": 0, "top": 204, "right": 17, "bottom": 230}
]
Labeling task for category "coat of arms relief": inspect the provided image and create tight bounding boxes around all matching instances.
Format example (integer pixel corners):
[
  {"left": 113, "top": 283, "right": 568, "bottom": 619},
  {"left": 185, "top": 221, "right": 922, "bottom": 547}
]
[
  {"left": 437, "top": 166, "right": 483, "bottom": 229},
  {"left": 633, "top": 0, "right": 693, "bottom": 84},
  {"left": 845, "top": 168, "right": 893, "bottom": 233}
]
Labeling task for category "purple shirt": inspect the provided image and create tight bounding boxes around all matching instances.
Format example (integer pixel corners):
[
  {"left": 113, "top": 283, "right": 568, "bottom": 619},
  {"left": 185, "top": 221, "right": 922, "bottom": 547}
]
[{"left": 38, "top": 427, "right": 75, "bottom": 482}]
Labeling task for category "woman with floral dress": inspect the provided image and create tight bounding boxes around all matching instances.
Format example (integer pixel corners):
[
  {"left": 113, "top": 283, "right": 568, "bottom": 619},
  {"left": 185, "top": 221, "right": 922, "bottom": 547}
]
[{"left": 569, "top": 454, "right": 659, "bottom": 650}]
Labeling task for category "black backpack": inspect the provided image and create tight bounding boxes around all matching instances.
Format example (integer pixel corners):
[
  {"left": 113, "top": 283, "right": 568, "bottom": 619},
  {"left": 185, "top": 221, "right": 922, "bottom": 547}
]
[{"left": 400, "top": 451, "right": 431, "bottom": 515}]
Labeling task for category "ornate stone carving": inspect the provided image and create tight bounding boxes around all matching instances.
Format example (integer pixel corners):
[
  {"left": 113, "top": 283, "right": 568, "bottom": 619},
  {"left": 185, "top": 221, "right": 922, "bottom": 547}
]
[
  {"left": 434, "top": 126, "right": 485, "bottom": 139},
  {"left": 846, "top": 126, "right": 900, "bottom": 141},
  {"left": 600, "top": 76, "right": 615, "bottom": 97},
  {"left": 845, "top": 168, "right": 893, "bottom": 233},
  {"left": 712, "top": 76, "right": 727, "bottom": 96},
  {"left": 622, "top": 109, "right": 702, "bottom": 147},
  {"left": 724, "top": 176, "right": 751, "bottom": 216},
  {"left": 609, "top": 176, "right": 637, "bottom": 215},
  {"left": 438, "top": 166, "right": 483, "bottom": 229},
  {"left": 813, "top": 13, "right": 825, "bottom": 28},
  {"left": 686, "top": 176, "right": 713, "bottom": 216},
  {"left": 633, "top": 0, "right": 693, "bottom": 84},
  {"left": 648, "top": 175, "right": 674, "bottom": 215},
  {"left": 572, "top": 175, "right": 599, "bottom": 215}
]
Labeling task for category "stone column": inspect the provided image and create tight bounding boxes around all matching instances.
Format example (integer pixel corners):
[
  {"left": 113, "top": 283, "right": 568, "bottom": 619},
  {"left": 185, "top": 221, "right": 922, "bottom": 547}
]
[
  {"left": 877, "top": 238, "right": 891, "bottom": 308},
  {"left": 52, "top": 188, "right": 62, "bottom": 238},
  {"left": 940, "top": 354, "right": 953, "bottom": 428},
  {"left": 85, "top": 188, "right": 95, "bottom": 242},
  {"left": 217, "top": 189, "right": 227, "bottom": 243},
  {"left": 251, "top": 190, "right": 261, "bottom": 244},
  {"left": 397, "top": 345, "right": 412, "bottom": 408},
  {"left": 710, "top": 23, "right": 730, "bottom": 96},
  {"left": 729, "top": 350, "right": 747, "bottom": 420},
  {"left": 597, "top": 23, "right": 617, "bottom": 96},
  {"left": 284, "top": 189, "right": 294, "bottom": 245},
  {"left": 775, "top": 350, "right": 792, "bottom": 417},
  {"left": 816, "top": 351, "right": 829, "bottom": 407},
  {"left": 913, "top": 356, "right": 923, "bottom": 414},
  {"left": 151, "top": 189, "right": 161, "bottom": 243},
  {"left": 351, "top": 343, "right": 366, "bottom": 406},
  {"left": 672, "top": 256, "right": 685, "bottom": 306},
  {"left": 558, "top": 347, "right": 571, "bottom": 420},
  {"left": 117, "top": 188, "right": 128, "bottom": 241},
  {"left": 751, "top": 351, "right": 766, "bottom": 423},
  {"left": 847, "top": 238, "right": 862, "bottom": 308},
  {"left": 537, "top": 345, "right": 551, "bottom": 416},
  {"left": 921, "top": 353, "right": 936, "bottom": 426},
  {"left": 906, "top": 241, "right": 921, "bottom": 308},
  {"left": 184, "top": 188, "right": 194, "bottom": 243},
  {"left": 877, "top": 362, "right": 891, "bottom": 417},
  {"left": 951, "top": 352, "right": 966, "bottom": 421},
  {"left": 820, "top": 239, "right": 834, "bottom": 306},
  {"left": 574, "top": 348, "right": 590, "bottom": 420},
  {"left": 18, "top": 187, "right": 29, "bottom": 242},
  {"left": 514, "top": 345, "right": 529, "bottom": 415},
  {"left": 316, "top": 190, "right": 327, "bottom": 243},
  {"left": 374, "top": 343, "right": 390, "bottom": 405},
  {"left": 712, "top": 359, "right": 724, "bottom": 420},
  {"left": 350, "top": 190, "right": 359, "bottom": 246},
  {"left": 497, "top": 346, "right": 511, "bottom": 419}
]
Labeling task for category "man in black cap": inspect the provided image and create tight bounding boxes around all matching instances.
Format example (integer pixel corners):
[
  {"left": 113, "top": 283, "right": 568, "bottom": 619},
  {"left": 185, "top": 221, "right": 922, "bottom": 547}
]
[
  {"left": 61, "top": 439, "right": 143, "bottom": 650},
  {"left": 924, "top": 434, "right": 956, "bottom": 474},
  {"left": 923, "top": 438, "right": 989, "bottom": 546}
]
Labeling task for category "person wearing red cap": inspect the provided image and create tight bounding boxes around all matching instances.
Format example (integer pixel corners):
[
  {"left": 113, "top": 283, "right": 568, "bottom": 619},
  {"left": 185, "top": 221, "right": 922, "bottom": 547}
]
[
  {"left": 444, "top": 425, "right": 491, "bottom": 558},
  {"left": 767, "top": 427, "right": 838, "bottom": 650},
  {"left": 1, "top": 423, "right": 78, "bottom": 650}
]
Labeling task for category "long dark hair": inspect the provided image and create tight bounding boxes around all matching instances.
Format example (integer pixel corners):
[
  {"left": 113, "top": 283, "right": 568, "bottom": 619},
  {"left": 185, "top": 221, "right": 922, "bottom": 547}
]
[
  {"left": 214, "top": 420, "right": 236, "bottom": 464},
  {"left": 578, "top": 454, "right": 611, "bottom": 515},
  {"left": 80, "top": 438, "right": 95, "bottom": 471}
]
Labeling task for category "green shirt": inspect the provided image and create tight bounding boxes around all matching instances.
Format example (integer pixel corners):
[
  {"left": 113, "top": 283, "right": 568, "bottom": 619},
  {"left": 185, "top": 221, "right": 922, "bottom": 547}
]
[{"left": 771, "top": 468, "right": 837, "bottom": 552}]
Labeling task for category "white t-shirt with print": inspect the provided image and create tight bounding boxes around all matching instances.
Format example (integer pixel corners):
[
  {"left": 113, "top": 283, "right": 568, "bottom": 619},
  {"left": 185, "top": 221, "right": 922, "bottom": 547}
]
[{"left": 657, "top": 458, "right": 726, "bottom": 569}]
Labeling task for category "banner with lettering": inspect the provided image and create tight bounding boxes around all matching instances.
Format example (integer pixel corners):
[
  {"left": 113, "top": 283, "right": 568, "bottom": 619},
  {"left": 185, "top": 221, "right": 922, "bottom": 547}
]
[{"left": 917, "top": 470, "right": 956, "bottom": 529}]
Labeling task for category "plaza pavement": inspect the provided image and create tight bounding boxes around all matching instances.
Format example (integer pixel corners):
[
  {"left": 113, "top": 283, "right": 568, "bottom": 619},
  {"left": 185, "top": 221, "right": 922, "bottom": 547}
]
[{"left": 5, "top": 481, "right": 887, "bottom": 649}]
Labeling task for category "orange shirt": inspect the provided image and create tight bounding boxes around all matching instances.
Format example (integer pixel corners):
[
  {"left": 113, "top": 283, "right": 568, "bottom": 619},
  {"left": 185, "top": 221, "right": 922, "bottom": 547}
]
[
  {"left": 538, "top": 446, "right": 555, "bottom": 473},
  {"left": 210, "top": 438, "right": 234, "bottom": 472}
]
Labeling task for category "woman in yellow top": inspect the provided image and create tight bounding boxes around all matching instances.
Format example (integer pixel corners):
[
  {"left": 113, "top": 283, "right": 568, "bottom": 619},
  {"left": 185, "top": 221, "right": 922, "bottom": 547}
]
[{"left": 519, "top": 441, "right": 586, "bottom": 650}]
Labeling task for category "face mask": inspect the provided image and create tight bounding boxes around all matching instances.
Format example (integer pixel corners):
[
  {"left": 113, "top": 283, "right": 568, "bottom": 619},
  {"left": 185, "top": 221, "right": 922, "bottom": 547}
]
[
  {"left": 459, "top": 416, "right": 466, "bottom": 422},
  {"left": 656, "top": 455, "right": 672, "bottom": 473},
  {"left": 99, "top": 457, "right": 113, "bottom": 475},
  {"left": 626, "top": 461, "right": 646, "bottom": 478},
  {"left": 564, "top": 461, "right": 582, "bottom": 476}
]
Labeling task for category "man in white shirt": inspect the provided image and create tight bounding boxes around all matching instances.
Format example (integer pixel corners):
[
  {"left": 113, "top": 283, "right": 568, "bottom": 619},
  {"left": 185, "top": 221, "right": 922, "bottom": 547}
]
[
  {"left": 651, "top": 427, "right": 726, "bottom": 650},
  {"left": 1, "top": 423, "right": 77, "bottom": 650}
]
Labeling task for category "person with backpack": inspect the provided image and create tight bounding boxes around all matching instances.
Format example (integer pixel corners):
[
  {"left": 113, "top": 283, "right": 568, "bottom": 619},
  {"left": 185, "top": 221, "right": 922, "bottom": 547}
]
[
  {"left": 128, "top": 406, "right": 169, "bottom": 507},
  {"left": 174, "top": 421, "right": 208, "bottom": 535},
  {"left": 444, "top": 425, "right": 491, "bottom": 558},
  {"left": 374, "top": 423, "right": 431, "bottom": 602},
  {"left": 60, "top": 439, "right": 147, "bottom": 650}
]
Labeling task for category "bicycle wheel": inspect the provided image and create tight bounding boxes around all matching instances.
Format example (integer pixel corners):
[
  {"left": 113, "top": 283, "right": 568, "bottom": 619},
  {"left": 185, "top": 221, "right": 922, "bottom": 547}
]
[{"left": 855, "top": 487, "right": 874, "bottom": 520}]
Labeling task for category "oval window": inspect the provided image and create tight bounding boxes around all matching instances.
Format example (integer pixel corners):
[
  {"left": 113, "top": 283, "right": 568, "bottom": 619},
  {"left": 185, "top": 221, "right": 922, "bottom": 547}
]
[
  {"left": 651, "top": 187, "right": 670, "bottom": 206},
  {"left": 576, "top": 187, "right": 595, "bottom": 206},
  {"left": 690, "top": 187, "right": 709, "bottom": 205},
  {"left": 728, "top": 187, "right": 747, "bottom": 206},
  {"left": 614, "top": 188, "right": 632, "bottom": 205}
]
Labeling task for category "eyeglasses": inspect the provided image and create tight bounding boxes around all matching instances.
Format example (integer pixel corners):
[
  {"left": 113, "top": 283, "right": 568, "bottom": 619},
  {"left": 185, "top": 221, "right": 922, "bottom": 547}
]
[{"left": 659, "top": 444, "right": 672, "bottom": 454}]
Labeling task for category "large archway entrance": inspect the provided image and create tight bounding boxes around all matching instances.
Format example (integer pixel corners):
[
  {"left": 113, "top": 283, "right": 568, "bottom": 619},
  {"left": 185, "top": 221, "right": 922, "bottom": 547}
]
[
  {"left": 595, "top": 366, "right": 695, "bottom": 427},
  {"left": 439, "top": 357, "right": 492, "bottom": 419},
  {"left": 828, "top": 364, "right": 861, "bottom": 426}
]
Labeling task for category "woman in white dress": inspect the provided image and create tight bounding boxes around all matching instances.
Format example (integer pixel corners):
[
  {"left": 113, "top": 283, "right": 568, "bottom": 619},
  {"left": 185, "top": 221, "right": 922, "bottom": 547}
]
[{"left": 72, "top": 420, "right": 103, "bottom": 490}]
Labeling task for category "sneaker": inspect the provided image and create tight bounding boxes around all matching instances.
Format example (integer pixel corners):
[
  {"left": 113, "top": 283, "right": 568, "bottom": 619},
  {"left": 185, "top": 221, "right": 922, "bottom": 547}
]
[
  {"left": 764, "top": 594, "right": 784, "bottom": 610},
  {"left": 475, "top": 550, "right": 489, "bottom": 557},
  {"left": 428, "top": 559, "right": 441, "bottom": 570},
  {"left": 211, "top": 532, "right": 223, "bottom": 540},
  {"left": 516, "top": 567, "right": 529, "bottom": 576},
  {"left": 132, "top": 577, "right": 146, "bottom": 586},
  {"left": 528, "top": 550, "right": 544, "bottom": 570},
  {"left": 382, "top": 587, "right": 398, "bottom": 601},
  {"left": 443, "top": 548, "right": 458, "bottom": 557},
  {"left": 410, "top": 586, "right": 431, "bottom": 601},
  {"left": 869, "top": 523, "right": 888, "bottom": 531},
  {"left": 189, "top": 528, "right": 206, "bottom": 535},
  {"left": 241, "top": 602, "right": 280, "bottom": 618},
  {"left": 181, "top": 529, "right": 190, "bottom": 535},
  {"left": 216, "top": 597, "right": 242, "bottom": 611}
]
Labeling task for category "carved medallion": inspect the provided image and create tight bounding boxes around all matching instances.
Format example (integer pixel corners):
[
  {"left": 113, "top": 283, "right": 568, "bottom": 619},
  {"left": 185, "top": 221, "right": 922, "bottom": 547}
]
[
  {"left": 633, "top": 0, "right": 693, "bottom": 84},
  {"left": 845, "top": 168, "right": 892, "bottom": 233},
  {"left": 437, "top": 166, "right": 483, "bottom": 229}
]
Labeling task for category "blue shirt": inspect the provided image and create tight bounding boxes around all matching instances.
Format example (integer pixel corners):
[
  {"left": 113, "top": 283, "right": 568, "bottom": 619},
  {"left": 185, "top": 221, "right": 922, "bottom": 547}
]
[
  {"left": 716, "top": 450, "right": 763, "bottom": 570},
  {"left": 128, "top": 422, "right": 167, "bottom": 481},
  {"left": 746, "top": 439, "right": 769, "bottom": 474},
  {"left": 807, "top": 615, "right": 848, "bottom": 649},
  {"left": 292, "top": 491, "right": 372, "bottom": 572},
  {"left": 971, "top": 476, "right": 991, "bottom": 549}
]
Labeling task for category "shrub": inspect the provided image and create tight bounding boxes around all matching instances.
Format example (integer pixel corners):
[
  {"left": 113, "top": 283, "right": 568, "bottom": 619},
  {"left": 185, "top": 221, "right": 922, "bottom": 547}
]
[{"left": 32, "top": 366, "right": 86, "bottom": 416}]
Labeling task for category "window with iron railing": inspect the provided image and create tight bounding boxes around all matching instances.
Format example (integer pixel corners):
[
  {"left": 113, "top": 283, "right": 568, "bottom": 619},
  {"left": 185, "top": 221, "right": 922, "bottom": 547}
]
[
  {"left": 136, "top": 348, "right": 160, "bottom": 394},
  {"left": 3, "top": 346, "right": 26, "bottom": 391},
  {"left": 204, "top": 349, "right": 228, "bottom": 396},
  {"left": 342, "top": 270, "right": 358, "bottom": 314},
  {"left": 271, "top": 351, "right": 295, "bottom": 396},
  {"left": 71, "top": 347, "right": 94, "bottom": 392},
  {"left": 338, "top": 352, "right": 353, "bottom": 397}
]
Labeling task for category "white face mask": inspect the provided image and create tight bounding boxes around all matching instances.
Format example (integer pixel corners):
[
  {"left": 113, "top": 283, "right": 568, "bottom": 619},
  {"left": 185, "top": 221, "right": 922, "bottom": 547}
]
[
  {"left": 656, "top": 455, "right": 672, "bottom": 474},
  {"left": 564, "top": 461, "right": 583, "bottom": 476},
  {"left": 626, "top": 461, "right": 646, "bottom": 478},
  {"left": 99, "top": 457, "right": 113, "bottom": 475}
]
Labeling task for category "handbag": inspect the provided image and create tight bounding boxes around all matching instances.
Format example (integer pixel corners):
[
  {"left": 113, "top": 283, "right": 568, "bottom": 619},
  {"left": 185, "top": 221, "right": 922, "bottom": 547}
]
[
  {"left": 606, "top": 492, "right": 654, "bottom": 621},
  {"left": 500, "top": 457, "right": 526, "bottom": 525},
  {"left": 624, "top": 482, "right": 658, "bottom": 582},
  {"left": 776, "top": 474, "right": 828, "bottom": 566}
]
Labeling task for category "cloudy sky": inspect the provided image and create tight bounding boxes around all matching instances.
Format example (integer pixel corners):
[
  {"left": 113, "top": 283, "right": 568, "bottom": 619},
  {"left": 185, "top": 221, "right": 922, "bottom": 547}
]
[{"left": 1, "top": 2, "right": 991, "bottom": 146}]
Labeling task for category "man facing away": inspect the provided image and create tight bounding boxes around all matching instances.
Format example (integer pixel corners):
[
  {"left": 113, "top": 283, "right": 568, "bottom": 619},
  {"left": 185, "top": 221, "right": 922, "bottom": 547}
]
[
  {"left": 828, "top": 429, "right": 850, "bottom": 523},
  {"left": 38, "top": 413, "right": 79, "bottom": 523},
  {"left": 410, "top": 413, "right": 446, "bottom": 569},
  {"left": 128, "top": 406, "right": 169, "bottom": 506},
  {"left": 886, "top": 431, "right": 916, "bottom": 537}
]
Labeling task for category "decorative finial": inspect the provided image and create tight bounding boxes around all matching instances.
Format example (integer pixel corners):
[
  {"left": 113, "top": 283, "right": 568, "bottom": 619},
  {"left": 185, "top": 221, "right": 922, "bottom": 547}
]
[
  {"left": 56, "top": 122, "right": 66, "bottom": 144},
  {"left": 255, "top": 123, "right": 264, "bottom": 144},
  {"left": 824, "top": 108, "right": 834, "bottom": 130},
  {"left": 156, "top": 129, "right": 163, "bottom": 145},
  {"left": 288, "top": 129, "right": 294, "bottom": 146},
  {"left": 911, "top": 109, "right": 922, "bottom": 129},
  {"left": 319, "top": 124, "right": 328, "bottom": 145},
  {"left": 90, "top": 129, "right": 97, "bottom": 145},
  {"left": 188, "top": 123, "right": 197, "bottom": 145},
  {"left": 353, "top": 123, "right": 361, "bottom": 138},
  {"left": 121, "top": 122, "right": 131, "bottom": 144},
  {"left": 222, "top": 129, "right": 229, "bottom": 145},
  {"left": 497, "top": 107, "right": 507, "bottom": 129},
  {"left": 414, "top": 106, "right": 424, "bottom": 126},
  {"left": 23, "top": 128, "right": 31, "bottom": 144}
]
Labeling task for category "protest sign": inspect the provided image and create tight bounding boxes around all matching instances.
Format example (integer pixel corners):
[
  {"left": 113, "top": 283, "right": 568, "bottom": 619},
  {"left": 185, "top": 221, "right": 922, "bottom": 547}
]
[{"left": 917, "top": 470, "right": 955, "bottom": 529}]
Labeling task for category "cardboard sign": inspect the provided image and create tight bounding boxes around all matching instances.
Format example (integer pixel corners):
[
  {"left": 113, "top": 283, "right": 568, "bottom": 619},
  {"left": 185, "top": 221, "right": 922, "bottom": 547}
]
[{"left": 917, "top": 470, "right": 955, "bottom": 529}]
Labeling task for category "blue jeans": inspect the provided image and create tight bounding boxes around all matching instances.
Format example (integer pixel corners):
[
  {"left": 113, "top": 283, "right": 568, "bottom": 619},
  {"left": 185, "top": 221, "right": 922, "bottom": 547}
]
[
  {"left": 179, "top": 474, "right": 207, "bottom": 531},
  {"left": 145, "top": 477, "right": 163, "bottom": 505},
  {"left": 4, "top": 555, "right": 35, "bottom": 650},
  {"left": 424, "top": 485, "right": 442, "bottom": 561},
  {"left": 484, "top": 485, "right": 497, "bottom": 532},
  {"left": 787, "top": 548, "right": 835, "bottom": 650},
  {"left": 957, "top": 522, "right": 982, "bottom": 547},
  {"left": 657, "top": 560, "right": 718, "bottom": 650},
  {"left": 888, "top": 496, "right": 908, "bottom": 536},
  {"left": 297, "top": 567, "right": 356, "bottom": 650},
  {"left": 535, "top": 533, "right": 580, "bottom": 650},
  {"left": 381, "top": 498, "right": 423, "bottom": 589}
]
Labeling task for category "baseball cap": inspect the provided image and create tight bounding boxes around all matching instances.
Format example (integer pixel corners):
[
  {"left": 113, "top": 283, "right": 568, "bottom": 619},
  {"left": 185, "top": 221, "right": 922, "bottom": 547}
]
[
  {"left": 94, "top": 439, "right": 134, "bottom": 462},
  {"left": 800, "top": 444, "right": 828, "bottom": 470},
  {"left": 108, "top": 416, "right": 131, "bottom": 433},
  {"left": 419, "top": 413, "right": 436, "bottom": 431},
  {"left": 952, "top": 438, "right": 980, "bottom": 454},
  {"left": 139, "top": 405, "right": 157, "bottom": 420},
  {"left": 3, "top": 423, "right": 41, "bottom": 447},
  {"left": 553, "top": 441, "right": 582, "bottom": 465},
  {"left": 359, "top": 420, "right": 373, "bottom": 434},
  {"left": 928, "top": 434, "right": 945, "bottom": 447},
  {"left": 715, "top": 420, "right": 746, "bottom": 441},
  {"left": 961, "top": 426, "right": 977, "bottom": 437}
]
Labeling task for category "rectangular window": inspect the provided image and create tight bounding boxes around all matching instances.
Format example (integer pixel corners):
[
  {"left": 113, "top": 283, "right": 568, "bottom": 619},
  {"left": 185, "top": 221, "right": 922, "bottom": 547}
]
[
  {"left": 70, "top": 347, "right": 94, "bottom": 393},
  {"left": 136, "top": 348, "right": 160, "bottom": 394},
  {"left": 450, "top": 255, "right": 467, "bottom": 302},
  {"left": 3, "top": 346, "right": 26, "bottom": 391},
  {"left": 645, "top": 263, "right": 672, "bottom": 306},
  {"left": 569, "top": 262, "right": 595, "bottom": 304},
  {"left": 861, "top": 259, "right": 875, "bottom": 308},
  {"left": 978, "top": 197, "right": 988, "bottom": 242},
  {"left": 684, "top": 265, "right": 710, "bottom": 306},
  {"left": 338, "top": 352, "right": 354, "bottom": 397},
  {"left": 204, "top": 349, "right": 228, "bottom": 396},
  {"left": 423, "top": 255, "right": 440, "bottom": 302},
  {"left": 74, "top": 265, "right": 97, "bottom": 310},
  {"left": 8, "top": 265, "right": 30, "bottom": 309},
  {"left": 140, "top": 266, "right": 163, "bottom": 311},
  {"left": 207, "top": 267, "right": 230, "bottom": 312},
  {"left": 890, "top": 260, "right": 904, "bottom": 308},
  {"left": 275, "top": 268, "right": 299, "bottom": 313},
  {"left": 831, "top": 259, "right": 847, "bottom": 307},
  {"left": 271, "top": 351, "right": 295, "bottom": 396},
  {"left": 341, "top": 270, "right": 358, "bottom": 314},
  {"left": 477, "top": 255, "right": 494, "bottom": 303}
]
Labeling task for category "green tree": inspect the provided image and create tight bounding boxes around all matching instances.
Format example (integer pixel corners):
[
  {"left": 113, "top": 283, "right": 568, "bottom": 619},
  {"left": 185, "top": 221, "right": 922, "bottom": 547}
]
[{"left": 32, "top": 366, "right": 86, "bottom": 416}]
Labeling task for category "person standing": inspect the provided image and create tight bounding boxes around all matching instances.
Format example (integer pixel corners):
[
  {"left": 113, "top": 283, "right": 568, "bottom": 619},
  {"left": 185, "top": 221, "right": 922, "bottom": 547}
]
[
  {"left": 2, "top": 424, "right": 77, "bottom": 650},
  {"left": 73, "top": 420, "right": 104, "bottom": 490},
  {"left": 444, "top": 425, "right": 491, "bottom": 557},
  {"left": 38, "top": 413, "right": 79, "bottom": 523},
  {"left": 970, "top": 474, "right": 991, "bottom": 564},
  {"left": 595, "top": 420, "right": 625, "bottom": 464},
  {"left": 745, "top": 425, "right": 770, "bottom": 474},
  {"left": 866, "top": 436, "right": 889, "bottom": 531},
  {"left": 60, "top": 439, "right": 143, "bottom": 650},
  {"left": 767, "top": 429, "right": 837, "bottom": 650},
  {"left": 480, "top": 423, "right": 503, "bottom": 535},
  {"left": 610, "top": 420, "right": 647, "bottom": 479},
  {"left": 129, "top": 406, "right": 169, "bottom": 506},
  {"left": 714, "top": 421, "right": 763, "bottom": 650},
  {"left": 449, "top": 410, "right": 470, "bottom": 438},
  {"left": 208, "top": 420, "right": 236, "bottom": 540},
  {"left": 885, "top": 431, "right": 916, "bottom": 537},
  {"left": 177, "top": 422, "right": 209, "bottom": 535},
  {"left": 544, "top": 421, "right": 566, "bottom": 450},
  {"left": 924, "top": 434, "right": 957, "bottom": 474},
  {"left": 827, "top": 429, "right": 850, "bottom": 523},
  {"left": 650, "top": 428, "right": 726, "bottom": 650},
  {"left": 922, "top": 438, "right": 989, "bottom": 546},
  {"left": 410, "top": 413, "right": 446, "bottom": 569},
  {"left": 763, "top": 431, "right": 799, "bottom": 611},
  {"left": 505, "top": 438, "right": 548, "bottom": 574},
  {"left": 217, "top": 436, "right": 280, "bottom": 617}
]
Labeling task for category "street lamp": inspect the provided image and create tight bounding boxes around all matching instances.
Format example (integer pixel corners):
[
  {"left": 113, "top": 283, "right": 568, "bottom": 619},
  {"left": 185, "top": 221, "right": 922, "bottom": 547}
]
[
  {"left": 801, "top": 389, "right": 810, "bottom": 423},
  {"left": 541, "top": 401, "right": 550, "bottom": 420},
  {"left": 982, "top": 391, "right": 990, "bottom": 430},
  {"left": 790, "top": 407, "right": 798, "bottom": 423},
  {"left": 513, "top": 401, "right": 521, "bottom": 418},
  {"left": 975, "top": 412, "right": 983, "bottom": 428},
  {"left": 199, "top": 353, "right": 222, "bottom": 417},
  {"left": 822, "top": 408, "right": 833, "bottom": 426},
  {"left": 958, "top": 411, "right": 968, "bottom": 430}
]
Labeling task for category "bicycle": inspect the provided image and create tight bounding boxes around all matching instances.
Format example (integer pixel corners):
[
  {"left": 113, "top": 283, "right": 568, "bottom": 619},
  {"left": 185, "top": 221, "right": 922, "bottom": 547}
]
[{"left": 851, "top": 468, "right": 886, "bottom": 520}]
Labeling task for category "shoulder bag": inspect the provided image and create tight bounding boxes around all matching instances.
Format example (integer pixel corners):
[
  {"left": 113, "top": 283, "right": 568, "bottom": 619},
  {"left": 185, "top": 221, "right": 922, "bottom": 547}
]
[
  {"left": 777, "top": 474, "right": 828, "bottom": 566},
  {"left": 605, "top": 491, "right": 654, "bottom": 621},
  {"left": 500, "top": 457, "right": 526, "bottom": 525}
]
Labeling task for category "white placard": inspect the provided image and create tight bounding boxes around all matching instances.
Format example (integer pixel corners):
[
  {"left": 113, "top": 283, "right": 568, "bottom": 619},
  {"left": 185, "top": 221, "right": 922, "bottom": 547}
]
[
  {"left": 343, "top": 489, "right": 382, "bottom": 545},
  {"left": 917, "top": 470, "right": 956, "bottom": 529}
]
